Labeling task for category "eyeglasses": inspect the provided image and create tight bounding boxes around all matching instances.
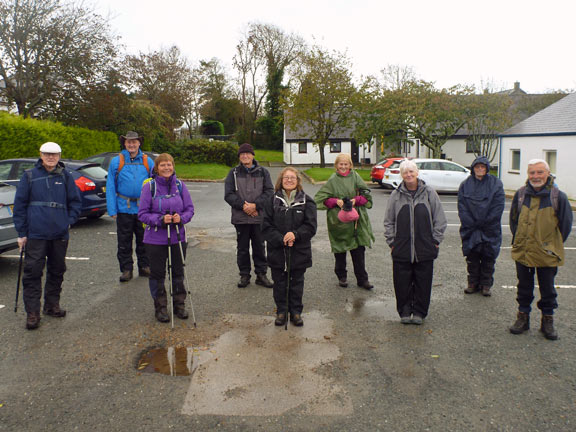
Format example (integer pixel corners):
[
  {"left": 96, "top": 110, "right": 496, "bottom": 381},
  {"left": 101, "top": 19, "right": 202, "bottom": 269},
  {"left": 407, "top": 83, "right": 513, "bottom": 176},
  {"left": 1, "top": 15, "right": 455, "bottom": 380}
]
[{"left": 282, "top": 176, "right": 297, "bottom": 181}]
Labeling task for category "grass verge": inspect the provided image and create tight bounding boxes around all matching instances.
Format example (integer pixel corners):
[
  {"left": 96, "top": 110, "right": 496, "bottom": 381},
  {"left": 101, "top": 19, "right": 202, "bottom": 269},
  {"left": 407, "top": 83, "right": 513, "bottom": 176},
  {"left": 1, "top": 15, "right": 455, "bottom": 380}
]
[
  {"left": 175, "top": 163, "right": 230, "bottom": 180},
  {"left": 304, "top": 168, "right": 372, "bottom": 182},
  {"left": 255, "top": 149, "right": 283, "bottom": 162}
]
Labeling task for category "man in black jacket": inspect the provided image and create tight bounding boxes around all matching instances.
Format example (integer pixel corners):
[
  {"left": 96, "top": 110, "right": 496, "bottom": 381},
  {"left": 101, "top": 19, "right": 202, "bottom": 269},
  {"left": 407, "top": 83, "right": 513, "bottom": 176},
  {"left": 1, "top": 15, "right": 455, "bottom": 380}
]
[{"left": 224, "top": 143, "right": 274, "bottom": 288}]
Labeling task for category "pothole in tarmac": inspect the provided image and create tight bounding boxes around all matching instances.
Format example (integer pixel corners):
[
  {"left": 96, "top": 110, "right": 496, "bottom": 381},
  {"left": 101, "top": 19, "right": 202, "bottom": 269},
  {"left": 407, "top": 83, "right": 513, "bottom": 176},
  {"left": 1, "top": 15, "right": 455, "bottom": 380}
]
[
  {"left": 181, "top": 311, "right": 353, "bottom": 416},
  {"left": 137, "top": 347, "right": 194, "bottom": 376},
  {"left": 345, "top": 296, "right": 398, "bottom": 320}
]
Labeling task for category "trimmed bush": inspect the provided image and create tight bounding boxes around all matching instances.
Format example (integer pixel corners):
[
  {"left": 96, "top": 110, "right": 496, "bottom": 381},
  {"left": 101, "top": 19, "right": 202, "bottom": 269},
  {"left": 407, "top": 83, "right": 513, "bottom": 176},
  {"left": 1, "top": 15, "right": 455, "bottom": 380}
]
[
  {"left": 175, "top": 138, "right": 238, "bottom": 166},
  {"left": 200, "top": 120, "right": 225, "bottom": 136},
  {"left": 0, "top": 112, "right": 117, "bottom": 159}
]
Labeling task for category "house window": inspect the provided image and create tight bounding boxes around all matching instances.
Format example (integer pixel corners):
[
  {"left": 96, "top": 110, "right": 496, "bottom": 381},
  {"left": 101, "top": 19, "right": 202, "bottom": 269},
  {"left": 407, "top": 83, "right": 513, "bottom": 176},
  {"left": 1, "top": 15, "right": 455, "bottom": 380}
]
[
  {"left": 298, "top": 142, "right": 307, "bottom": 154},
  {"left": 510, "top": 150, "right": 520, "bottom": 172},
  {"left": 466, "top": 138, "right": 480, "bottom": 154},
  {"left": 330, "top": 142, "right": 341, "bottom": 153},
  {"left": 544, "top": 150, "right": 557, "bottom": 174}
]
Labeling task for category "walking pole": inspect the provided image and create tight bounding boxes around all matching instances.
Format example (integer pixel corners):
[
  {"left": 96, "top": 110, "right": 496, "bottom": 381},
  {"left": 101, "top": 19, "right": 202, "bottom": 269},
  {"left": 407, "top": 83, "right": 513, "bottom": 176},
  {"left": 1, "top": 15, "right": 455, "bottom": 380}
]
[
  {"left": 175, "top": 223, "right": 197, "bottom": 328},
  {"left": 166, "top": 220, "right": 175, "bottom": 329},
  {"left": 14, "top": 246, "right": 24, "bottom": 312},
  {"left": 284, "top": 246, "right": 291, "bottom": 331}
]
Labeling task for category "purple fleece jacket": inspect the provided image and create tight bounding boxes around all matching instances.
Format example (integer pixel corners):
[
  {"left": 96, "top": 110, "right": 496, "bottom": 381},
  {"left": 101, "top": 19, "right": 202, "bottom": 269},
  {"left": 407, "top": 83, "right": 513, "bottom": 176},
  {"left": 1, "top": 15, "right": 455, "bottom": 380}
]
[{"left": 138, "top": 174, "right": 195, "bottom": 245}]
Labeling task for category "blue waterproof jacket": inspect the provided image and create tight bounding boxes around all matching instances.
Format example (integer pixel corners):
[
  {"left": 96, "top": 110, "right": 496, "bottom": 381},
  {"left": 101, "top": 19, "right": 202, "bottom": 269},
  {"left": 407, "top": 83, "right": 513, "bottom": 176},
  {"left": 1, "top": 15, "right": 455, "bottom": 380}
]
[
  {"left": 13, "top": 159, "right": 82, "bottom": 240},
  {"left": 106, "top": 149, "right": 154, "bottom": 216},
  {"left": 457, "top": 156, "right": 505, "bottom": 258}
]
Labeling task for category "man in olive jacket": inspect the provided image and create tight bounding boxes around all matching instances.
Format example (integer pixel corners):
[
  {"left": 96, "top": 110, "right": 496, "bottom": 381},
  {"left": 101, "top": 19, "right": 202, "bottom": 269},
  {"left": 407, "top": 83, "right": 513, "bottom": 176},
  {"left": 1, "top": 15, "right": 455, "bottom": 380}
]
[
  {"left": 509, "top": 159, "right": 572, "bottom": 340},
  {"left": 224, "top": 143, "right": 274, "bottom": 288}
]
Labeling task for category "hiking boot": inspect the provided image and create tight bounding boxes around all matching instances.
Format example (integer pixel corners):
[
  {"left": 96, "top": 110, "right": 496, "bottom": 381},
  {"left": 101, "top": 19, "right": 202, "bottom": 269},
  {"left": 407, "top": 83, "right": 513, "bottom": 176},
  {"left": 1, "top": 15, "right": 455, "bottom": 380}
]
[
  {"left": 139, "top": 267, "right": 151, "bottom": 278},
  {"left": 411, "top": 315, "right": 424, "bottom": 325},
  {"left": 481, "top": 285, "right": 492, "bottom": 297},
  {"left": 509, "top": 312, "right": 530, "bottom": 334},
  {"left": 358, "top": 280, "right": 374, "bottom": 290},
  {"left": 26, "top": 312, "right": 41, "bottom": 330},
  {"left": 275, "top": 313, "right": 286, "bottom": 326},
  {"left": 464, "top": 283, "right": 479, "bottom": 294},
  {"left": 237, "top": 275, "right": 250, "bottom": 288},
  {"left": 255, "top": 273, "right": 273, "bottom": 288},
  {"left": 119, "top": 270, "right": 133, "bottom": 282},
  {"left": 400, "top": 315, "right": 411, "bottom": 324},
  {"left": 338, "top": 278, "right": 348, "bottom": 287},
  {"left": 290, "top": 313, "right": 304, "bottom": 327},
  {"left": 540, "top": 315, "right": 558, "bottom": 340},
  {"left": 154, "top": 297, "right": 169, "bottom": 323},
  {"left": 43, "top": 304, "right": 67, "bottom": 318},
  {"left": 174, "top": 304, "right": 189, "bottom": 320}
]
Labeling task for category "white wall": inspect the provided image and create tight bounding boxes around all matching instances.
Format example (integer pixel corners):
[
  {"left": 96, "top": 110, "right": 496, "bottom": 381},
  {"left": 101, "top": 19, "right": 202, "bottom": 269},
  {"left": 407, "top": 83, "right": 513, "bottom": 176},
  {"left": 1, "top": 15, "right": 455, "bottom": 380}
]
[
  {"left": 500, "top": 135, "right": 576, "bottom": 199},
  {"left": 440, "top": 138, "right": 500, "bottom": 169},
  {"left": 283, "top": 141, "right": 377, "bottom": 165}
]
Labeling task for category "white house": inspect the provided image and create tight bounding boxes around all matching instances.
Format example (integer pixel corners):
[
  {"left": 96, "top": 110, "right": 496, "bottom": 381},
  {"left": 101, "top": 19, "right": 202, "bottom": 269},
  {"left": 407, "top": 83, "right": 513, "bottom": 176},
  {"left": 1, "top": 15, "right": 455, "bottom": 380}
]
[
  {"left": 499, "top": 92, "right": 576, "bottom": 199},
  {"left": 283, "top": 122, "right": 378, "bottom": 165}
]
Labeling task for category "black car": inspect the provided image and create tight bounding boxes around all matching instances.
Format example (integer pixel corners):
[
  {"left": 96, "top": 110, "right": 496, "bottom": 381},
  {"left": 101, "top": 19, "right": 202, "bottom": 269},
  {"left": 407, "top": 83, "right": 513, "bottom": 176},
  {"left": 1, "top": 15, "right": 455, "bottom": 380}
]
[
  {"left": 0, "top": 158, "right": 108, "bottom": 219},
  {"left": 84, "top": 151, "right": 159, "bottom": 172},
  {"left": 0, "top": 181, "right": 18, "bottom": 254}
]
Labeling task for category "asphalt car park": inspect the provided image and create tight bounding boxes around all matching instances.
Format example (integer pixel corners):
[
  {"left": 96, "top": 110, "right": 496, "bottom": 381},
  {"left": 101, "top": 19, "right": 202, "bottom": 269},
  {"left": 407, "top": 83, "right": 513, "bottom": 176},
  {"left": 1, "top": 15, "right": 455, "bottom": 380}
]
[
  {"left": 1, "top": 178, "right": 575, "bottom": 431},
  {"left": 0, "top": 158, "right": 108, "bottom": 219}
]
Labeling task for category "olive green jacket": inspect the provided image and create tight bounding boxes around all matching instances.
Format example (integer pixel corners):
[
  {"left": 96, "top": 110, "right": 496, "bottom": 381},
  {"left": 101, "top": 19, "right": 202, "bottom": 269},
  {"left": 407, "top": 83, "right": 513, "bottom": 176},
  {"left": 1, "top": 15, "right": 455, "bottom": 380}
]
[{"left": 314, "top": 170, "right": 375, "bottom": 253}]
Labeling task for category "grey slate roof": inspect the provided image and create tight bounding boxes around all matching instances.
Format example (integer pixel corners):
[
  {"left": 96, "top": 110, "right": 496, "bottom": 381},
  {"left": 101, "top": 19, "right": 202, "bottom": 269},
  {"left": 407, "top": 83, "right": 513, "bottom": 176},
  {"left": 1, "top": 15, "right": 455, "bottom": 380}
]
[{"left": 501, "top": 93, "right": 575, "bottom": 136}]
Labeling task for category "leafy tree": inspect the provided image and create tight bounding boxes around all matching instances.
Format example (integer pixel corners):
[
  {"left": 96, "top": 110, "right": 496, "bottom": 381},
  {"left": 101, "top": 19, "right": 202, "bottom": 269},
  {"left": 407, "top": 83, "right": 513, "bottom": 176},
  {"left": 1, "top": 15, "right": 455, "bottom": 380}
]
[
  {"left": 0, "top": 0, "right": 118, "bottom": 117},
  {"left": 283, "top": 46, "right": 357, "bottom": 167}
]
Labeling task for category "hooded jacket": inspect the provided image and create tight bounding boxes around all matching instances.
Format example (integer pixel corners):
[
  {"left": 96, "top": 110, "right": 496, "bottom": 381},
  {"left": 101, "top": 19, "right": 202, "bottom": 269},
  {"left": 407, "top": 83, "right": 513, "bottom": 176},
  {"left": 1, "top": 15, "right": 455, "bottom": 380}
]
[
  {"left": 261, "top": 190, "right": 317, "bottom": 269},
  {"left": 138, "top": 174, "right": 195, "bottom": 245},
  {"left": 314, "top": 170, "right": 375, "bottom": 254},
  {"left": 510, "top": 177, "right": 572, "bottom": 267},
  {"left": 384, "top": 179, "right": 447, "bottom": 263},
  {"left": 457, "top": 156, "right": 505, "bottom": 258},
  {"left": 13, "top": 159, "right": 82, "bottom": 240},
  {"left": 224, "top": 160, "right": 274, "bottom": 225},
  {"left": 106, "top": 149, "right": 154, "bottom": 216}
]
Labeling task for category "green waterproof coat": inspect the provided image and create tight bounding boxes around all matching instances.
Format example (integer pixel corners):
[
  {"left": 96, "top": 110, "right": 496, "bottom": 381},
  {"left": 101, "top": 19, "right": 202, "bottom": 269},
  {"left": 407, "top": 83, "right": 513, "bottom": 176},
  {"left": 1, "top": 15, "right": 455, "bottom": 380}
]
[{"left": 314, "top": 170, "right": 375, "bottom": 253}]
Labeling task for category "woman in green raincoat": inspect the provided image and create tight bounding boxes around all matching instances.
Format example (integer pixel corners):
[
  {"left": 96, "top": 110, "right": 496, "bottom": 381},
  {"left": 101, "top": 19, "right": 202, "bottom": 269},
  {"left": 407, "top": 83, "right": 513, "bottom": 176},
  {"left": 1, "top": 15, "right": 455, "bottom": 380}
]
[{"left": 314, "top": 153, "right": 375, "bottom": 289}]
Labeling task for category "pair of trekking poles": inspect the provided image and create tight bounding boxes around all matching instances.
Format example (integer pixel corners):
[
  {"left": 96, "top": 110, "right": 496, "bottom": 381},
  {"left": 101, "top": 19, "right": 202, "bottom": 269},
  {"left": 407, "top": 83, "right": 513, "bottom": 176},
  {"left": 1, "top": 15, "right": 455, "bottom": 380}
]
[{"left": 165, "top": 215, "right": 197, "bottom": 329}]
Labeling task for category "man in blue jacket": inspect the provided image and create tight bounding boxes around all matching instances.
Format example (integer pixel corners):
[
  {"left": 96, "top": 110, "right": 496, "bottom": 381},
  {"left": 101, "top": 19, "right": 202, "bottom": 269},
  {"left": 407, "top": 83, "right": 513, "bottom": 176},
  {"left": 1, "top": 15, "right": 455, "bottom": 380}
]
[
  {"left": 106, "top": 131, "right": 154, "bottom": 282},
  {"left": 13, "top": 142, "right": 82, "bottom": 330},
  {"left": 457, "top": 156, "right": 505, "bottom": 297}
]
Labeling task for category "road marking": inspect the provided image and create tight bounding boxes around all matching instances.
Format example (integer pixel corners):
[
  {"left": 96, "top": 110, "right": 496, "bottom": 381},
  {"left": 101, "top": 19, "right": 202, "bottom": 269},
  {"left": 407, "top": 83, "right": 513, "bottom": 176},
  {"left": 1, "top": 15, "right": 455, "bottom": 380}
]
[
  {"left": 0, "top": 305, "right": 5, "bottom": 309},
  {"left": 502, "top": 285, "right": 576, "bottom": 289},
  {"left": 501, "top": 247, "right": 576, "bottom": 250},
  {"left": 1, "top": 255, "right": 89, "bottom": 260}
]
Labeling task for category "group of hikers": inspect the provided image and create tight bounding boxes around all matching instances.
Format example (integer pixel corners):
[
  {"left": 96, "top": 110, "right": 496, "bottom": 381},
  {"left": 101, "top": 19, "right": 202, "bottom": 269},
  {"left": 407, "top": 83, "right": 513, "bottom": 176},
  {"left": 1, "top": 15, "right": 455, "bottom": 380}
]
[{"left": 12, "top": 133, "right": 573, "bottom": 340}]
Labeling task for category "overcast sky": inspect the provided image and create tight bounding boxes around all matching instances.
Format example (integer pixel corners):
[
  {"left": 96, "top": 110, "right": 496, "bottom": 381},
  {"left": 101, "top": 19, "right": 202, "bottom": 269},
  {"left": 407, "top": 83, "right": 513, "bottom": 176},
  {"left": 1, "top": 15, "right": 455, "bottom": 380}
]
[{"left": 93, "top": 0, "right": 575, "bottom": 93}]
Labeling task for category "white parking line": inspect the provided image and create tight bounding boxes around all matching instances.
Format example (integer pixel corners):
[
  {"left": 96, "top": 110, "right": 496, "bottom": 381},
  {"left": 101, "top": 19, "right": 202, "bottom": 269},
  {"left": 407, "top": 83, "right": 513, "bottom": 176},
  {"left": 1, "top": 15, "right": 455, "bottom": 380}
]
[
  {"left": 502, "top": 285, "right": 576, "bottom": 289},
  {"left": 1, "top": 255, "right": 90, "bottom": 260}
]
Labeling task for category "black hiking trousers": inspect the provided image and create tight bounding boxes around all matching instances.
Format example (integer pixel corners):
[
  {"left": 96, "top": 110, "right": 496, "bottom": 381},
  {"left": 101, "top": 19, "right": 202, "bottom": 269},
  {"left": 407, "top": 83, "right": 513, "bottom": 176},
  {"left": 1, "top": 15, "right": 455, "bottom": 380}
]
[
  {"left": 392, "top": 259, "right": 434, "bottom": 318},
  {"left": 116, "top": 213, "right": 149, "bottom": 272}
]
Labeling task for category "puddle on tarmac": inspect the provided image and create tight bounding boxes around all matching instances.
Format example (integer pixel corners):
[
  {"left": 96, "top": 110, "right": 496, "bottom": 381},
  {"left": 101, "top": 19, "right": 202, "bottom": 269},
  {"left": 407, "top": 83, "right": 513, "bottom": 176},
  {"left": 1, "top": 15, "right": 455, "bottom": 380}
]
[
  {"left": 137, "top": 347, "right": 193, "bottom": 376},
  {"left": 345, "top": 297, "right": 398, "bottom": 320}
]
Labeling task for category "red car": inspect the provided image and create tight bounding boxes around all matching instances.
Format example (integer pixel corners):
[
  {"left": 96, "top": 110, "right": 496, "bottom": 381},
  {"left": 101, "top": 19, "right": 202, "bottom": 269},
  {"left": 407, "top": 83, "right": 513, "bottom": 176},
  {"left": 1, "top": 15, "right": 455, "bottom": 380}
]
[{"left": 370, "top": 157, "right": 404, "bottom": 188}]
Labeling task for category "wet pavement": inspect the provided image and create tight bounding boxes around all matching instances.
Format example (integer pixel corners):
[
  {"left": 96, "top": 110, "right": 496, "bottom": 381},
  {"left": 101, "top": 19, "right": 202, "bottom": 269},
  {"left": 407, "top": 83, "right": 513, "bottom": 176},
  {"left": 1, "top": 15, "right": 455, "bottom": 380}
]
[{"left": 1, "top": 179, "right": 576, "bottom": 431}]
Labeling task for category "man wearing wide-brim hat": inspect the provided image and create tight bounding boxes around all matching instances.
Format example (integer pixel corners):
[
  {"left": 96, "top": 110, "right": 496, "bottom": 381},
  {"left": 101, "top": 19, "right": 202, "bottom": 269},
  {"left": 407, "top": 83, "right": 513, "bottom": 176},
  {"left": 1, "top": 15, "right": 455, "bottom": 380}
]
[{"left": 106, "top": 131, "right": 154, "bottom": 282}]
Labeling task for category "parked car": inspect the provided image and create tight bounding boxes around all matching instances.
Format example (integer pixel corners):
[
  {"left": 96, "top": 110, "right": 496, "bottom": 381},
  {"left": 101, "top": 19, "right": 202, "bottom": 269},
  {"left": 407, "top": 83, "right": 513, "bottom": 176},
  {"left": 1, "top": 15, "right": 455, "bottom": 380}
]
[
  {"left": 381, "top": 158, "right": 470, "bottom": 192},
  {"left": 84, "top": 151, "right": 159, "bottom": 172},
  {"left": 370, "top": 157, "right": 405, "bottom": 187},
  {"left": 0, "top": 159, "right": 108, "bottom": 219},
  {"left": 0, "top": 181, "right": 19, "bottom": 254}
]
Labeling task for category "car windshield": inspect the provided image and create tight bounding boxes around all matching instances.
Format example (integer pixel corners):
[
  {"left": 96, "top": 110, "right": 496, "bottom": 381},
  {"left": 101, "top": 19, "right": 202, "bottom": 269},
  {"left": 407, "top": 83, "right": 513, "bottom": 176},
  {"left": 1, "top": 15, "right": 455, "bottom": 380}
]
[{"left": 78, "top": 165, "right": 108, "bottom": 180}]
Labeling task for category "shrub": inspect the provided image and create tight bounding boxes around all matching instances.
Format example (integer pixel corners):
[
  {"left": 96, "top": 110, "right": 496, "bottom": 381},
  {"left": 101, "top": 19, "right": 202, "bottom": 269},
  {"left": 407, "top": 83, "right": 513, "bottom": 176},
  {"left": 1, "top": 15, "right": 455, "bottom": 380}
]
[
  {"left": 0, "top": 112, "right": 117, "bottom": 159},
  {"left": 200, "top": 120, "right": 225, "bottom": 136},
  {"left": 175, "top": 138, "right": 237, "bottom": 166}
]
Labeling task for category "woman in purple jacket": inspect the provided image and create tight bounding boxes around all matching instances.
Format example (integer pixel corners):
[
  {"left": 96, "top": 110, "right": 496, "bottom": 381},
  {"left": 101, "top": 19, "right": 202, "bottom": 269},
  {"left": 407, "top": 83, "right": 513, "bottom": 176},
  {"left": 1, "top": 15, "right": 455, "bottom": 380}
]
[{"left": 138, "top": 153, "right": 195, "bottom": 323}]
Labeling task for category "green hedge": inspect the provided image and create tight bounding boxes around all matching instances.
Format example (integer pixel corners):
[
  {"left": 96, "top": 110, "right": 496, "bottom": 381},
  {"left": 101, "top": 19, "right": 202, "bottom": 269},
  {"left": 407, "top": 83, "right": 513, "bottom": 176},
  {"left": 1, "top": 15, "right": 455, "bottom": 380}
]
[
  {"left": 173, "top": 138, "right": 238, "bottom": 166},
  {"left": 0, "top": 112, "right": 118, "bottom": 160}
]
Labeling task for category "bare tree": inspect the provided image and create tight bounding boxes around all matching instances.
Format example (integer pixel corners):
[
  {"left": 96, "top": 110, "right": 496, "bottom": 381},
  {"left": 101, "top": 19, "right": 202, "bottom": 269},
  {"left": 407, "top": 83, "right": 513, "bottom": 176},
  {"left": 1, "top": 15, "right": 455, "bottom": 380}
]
[
  {"left": 0, "top": 0, "right": 118, "bottom": 117},
  {"left": 233, "top": 31, "right": 268, "bottom": 143},
  {"left": 379, "top": 64, "right": 417, "bottom": 91}
]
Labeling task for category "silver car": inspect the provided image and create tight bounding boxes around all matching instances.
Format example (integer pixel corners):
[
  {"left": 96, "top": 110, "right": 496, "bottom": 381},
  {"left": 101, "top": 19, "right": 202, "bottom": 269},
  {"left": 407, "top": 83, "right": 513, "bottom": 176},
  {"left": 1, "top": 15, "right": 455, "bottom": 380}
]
[
  {"left": 0, "top": 181, "right": 18, "bottom": 254},
  {"left": 381, "top": 158, "right": 470, "bottom": 192}
]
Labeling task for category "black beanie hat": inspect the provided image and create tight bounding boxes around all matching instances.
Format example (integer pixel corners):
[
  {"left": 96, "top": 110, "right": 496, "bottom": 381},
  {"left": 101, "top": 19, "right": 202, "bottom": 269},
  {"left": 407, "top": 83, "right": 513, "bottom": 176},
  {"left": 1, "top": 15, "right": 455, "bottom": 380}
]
[{"left": 238, "top": 143, "right": 255, "bottom": 156}]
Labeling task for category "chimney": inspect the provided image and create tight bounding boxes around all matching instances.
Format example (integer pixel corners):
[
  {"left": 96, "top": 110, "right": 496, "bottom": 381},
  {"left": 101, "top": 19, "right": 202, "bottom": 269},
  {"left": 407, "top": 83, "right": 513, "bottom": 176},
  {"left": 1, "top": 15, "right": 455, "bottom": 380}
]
[{"left": 514, "top": 82, "right": 520, "bottom": 91}]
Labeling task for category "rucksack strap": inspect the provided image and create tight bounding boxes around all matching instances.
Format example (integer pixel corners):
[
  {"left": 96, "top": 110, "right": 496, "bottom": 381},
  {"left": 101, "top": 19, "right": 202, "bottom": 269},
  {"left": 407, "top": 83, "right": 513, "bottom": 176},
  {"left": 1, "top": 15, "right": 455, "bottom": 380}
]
[
  {"left": 517, "top": 185, "right": 559, "bottom": 214},
  {"left": 115, "top": 153, "right": 150, "bottom": 183}
]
